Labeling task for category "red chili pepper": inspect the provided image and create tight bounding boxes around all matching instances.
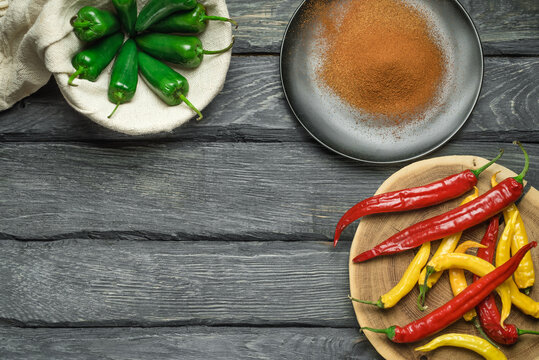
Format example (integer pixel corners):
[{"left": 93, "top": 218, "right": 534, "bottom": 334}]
[
  {"left": 473, "top": 215, "right": 539, "bottom": 345},
  {"left": 333, "top": 150, "right": 503, "bottom": 246},
  {"left": 361, "top": 241, "right": 537, "bottom": 343},
  {"left": 475, "top": 215, "right": 500, "bottom": 266},
  {"left": 477, "top": 297, "right": 539, "bottom": 345},
  {"left": 353, "top": 142, "right": 528, "bottom": 263}
]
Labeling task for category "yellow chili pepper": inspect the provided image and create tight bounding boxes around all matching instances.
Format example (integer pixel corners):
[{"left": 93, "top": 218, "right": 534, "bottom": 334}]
[
  {"left": 424, "top": 253, "right": 512, "bottom": 326},
  {"left": 495, "top": 211, "right": 518, "bottom": 267},
  {"left": 415, "top": 333, "right": 507, "bottom": 360},
  {"left": 350, "top": 242, "right": 431, "bottom": 308},
  {"left": 492, "top": 173, "right": 535, "bottom": 292},
  {"left": 508, "top": 278, "right": 539, "bottom": 318},
  {"left": 417, "top": 187, "right": 479, "bottom": 308},
  {"left": 449, "top": 241, "right": 487, "bottom": 321}
]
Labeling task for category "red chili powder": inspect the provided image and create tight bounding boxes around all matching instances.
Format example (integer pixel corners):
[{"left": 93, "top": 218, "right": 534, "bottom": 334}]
[{"left": 310, "top": 0, "right": 446, "bottom": 124}]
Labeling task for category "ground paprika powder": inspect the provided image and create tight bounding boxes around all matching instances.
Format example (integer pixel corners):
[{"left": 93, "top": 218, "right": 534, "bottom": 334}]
[{"left": 309, "top": 0, "right": 447, "bottom": 124}]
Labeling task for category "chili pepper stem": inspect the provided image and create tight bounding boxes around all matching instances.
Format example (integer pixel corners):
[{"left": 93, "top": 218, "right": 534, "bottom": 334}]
[
  {"left": 348, "top": 295, "right": 383, "bottom": 308},
  {"left": 517, "top": 328, "right": 539, "bottom": 336},
  {"left": 68, "top": 67, "right": 84, "bottom": 86},
  {"left": 470, "top": 149, "right": 504, "bottom": 178},
  {"left": 417, "top": 285, "right": 428, "bottom": 311},
  {"left": 203, "top": 37, "right": 235, "bottom": 55},
  {"left": 472, "top": 317, "right": 500, "bottom": 348},
  {"left": 417, "top": 266, "right": 435, "bottom": 310},
  {"left": 361, "top": 326, "right": 396, "bottom": 340},
  {"left": 202, "top": 15, "right": 238, "bottom": 28},
  {"left": 179, "top": 94, "right": 203, "bottom": 121},
  {"left": 108, "top": 103, "right": 121, "bottom": 119},
  {"left": 513, "top": 141, "right": 529, "bottom": 183},
  {"left": 522, "top": 286, "right": 532, "bottom": 295}
]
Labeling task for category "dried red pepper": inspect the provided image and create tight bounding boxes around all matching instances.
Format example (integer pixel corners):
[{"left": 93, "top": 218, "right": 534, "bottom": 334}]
[
  {"left": 353, "top": 142, "right": 528, "bottom": 263},
  {"left": 361, "top": 241, "right": 537, "bottom": 343},
  {"left": 333, "top": 150, "right": 503, "bottom": 246},
  {"left": 474, "top": 215, "right": 539, "bottom": 345}
]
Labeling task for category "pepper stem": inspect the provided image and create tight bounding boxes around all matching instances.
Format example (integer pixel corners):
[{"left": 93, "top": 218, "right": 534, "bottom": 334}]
[
  {"left": 513, "top": 141, "right": 529, "bottom": 183},
  {"left": 179, "top": 94, "right": 203, "bottom": 121},
  {"left": 522, "top": 286, "right": 532, "bottom": 296},
  {"left": 202, "top": 16, "right": 238, "bottom": 28},
  {"left": 203, "top": 37, "right": 235, "bottom": 55},
  {"left": 470, "top": 149, "right": 504, "bottom": 178},
  {"left": 72, "top": 19, "right": 91, "bottom": 29},
  {"left": 472, "top": 317, "right": 499, "bottom": 349},
  {"left": 517, "top": 328, "right": 539, "bottom": 336},
  {"left": 361, "top": 326, "right": 396, "bottom": 340},
  {"left": 417, "top": 266, "right": 435, "bottom": 311},
  {"left": 108, "top": 103, "right": 120, "bottom": 119},
  {"left": 417, "top": 284, "right": 429, "bottom": 311},
  {"left": 348, "top": 295, "right": 383, "bottom": 309},
  {"left": 68, "top": 67, "right": 84, "bottom": 86}
]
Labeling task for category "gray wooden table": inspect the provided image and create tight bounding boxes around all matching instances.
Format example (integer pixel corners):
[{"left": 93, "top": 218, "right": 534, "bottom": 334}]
[{"left": 1, "top": 0, "right": 538, "bottom": 359}]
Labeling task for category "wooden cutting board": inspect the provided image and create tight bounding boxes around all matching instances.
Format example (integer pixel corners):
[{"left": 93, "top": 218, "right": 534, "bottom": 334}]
[{"left": 349, "top": 155, "right": 539, "bottom": 360}]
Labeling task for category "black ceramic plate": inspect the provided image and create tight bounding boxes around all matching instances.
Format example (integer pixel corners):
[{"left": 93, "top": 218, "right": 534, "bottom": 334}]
[{"left": 280, "top": 0, "right": 483, "bottom": 163}]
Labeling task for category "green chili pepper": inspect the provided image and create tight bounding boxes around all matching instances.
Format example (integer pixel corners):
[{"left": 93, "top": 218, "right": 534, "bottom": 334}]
[
  {"left": 148, "top": 3, "right": 238, "bottom": 34},
  {"left": 68, "top": 32, "right": 124, "bottom": 86},
  {"left": 108, "top": 39, "right": 138, "bottom": 118},
  {"left": 135, "top": 0, "right": 198, "bottom": 33},
  {"left": 71, "top": 6, "right": 121, "bottom": 42},
  {"left": 112, "top": 0, "right": 137, "bottom": 37},
  {"left": 137, "top": 52, "right": 202, "bottom": 120},
  {"left": 135, "top": 33, "right": 234, "bottom": 68}
]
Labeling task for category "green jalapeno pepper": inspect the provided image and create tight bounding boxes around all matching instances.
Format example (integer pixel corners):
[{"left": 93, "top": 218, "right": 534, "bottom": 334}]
[
  {"left": 135, "top": 0, "right": 198, "bottom": 33},
  {"left": 68, "top": 32, "right": 124, "bottom": 86},
  {"left": 112, "top": 0, "right": 137, "bottom": 36},
  {"left": 135, "top": 33, "right": 234, "bottom": 68},
  {"left": 148, "top": 3, "right": 237, "bottom": 34},
  {"left": 137, "top": 52, "right": 202, "bottom": 120},
  {"left": 71, "top": 6, "right": 121, "bottom": 42},
  {"left": 108, "top": 39, "right": 138, "bottom": 118}
]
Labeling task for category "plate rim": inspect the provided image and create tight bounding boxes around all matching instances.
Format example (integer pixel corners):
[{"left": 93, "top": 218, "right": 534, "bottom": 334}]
[{"left": 279, "top": 0, "right": 485, "bottom": 164}]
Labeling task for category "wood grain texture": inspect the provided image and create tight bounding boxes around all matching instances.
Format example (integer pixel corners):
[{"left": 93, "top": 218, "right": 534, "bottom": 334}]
[
  {"left": 227, "top": 0, "right": 539, "bottom": 55},
  {"left": 0, "top": 57, "right": 537, "bottom": 142},
  {"left": 0, "top": 239, "right": 354, "bottom": 326},
  {"left": 0, "top": 327, "right": 382, "bottom": 360},
  {"left": 0, "top": 3, "right": 536, "bottom": 359},
  {"left": 459, "top": 0, "right": 539, "bottom": 55},
  {"left": 350, "top": 157, "right": 539, "bottom": 360},
  {"left": 0, "top": 141, "right": 537, "bottom": 240}
]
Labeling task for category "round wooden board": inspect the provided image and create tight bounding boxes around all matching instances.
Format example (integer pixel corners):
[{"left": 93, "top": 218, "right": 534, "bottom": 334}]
[{"left": 349, "top": 156, "right": 539, "bottom": 360}]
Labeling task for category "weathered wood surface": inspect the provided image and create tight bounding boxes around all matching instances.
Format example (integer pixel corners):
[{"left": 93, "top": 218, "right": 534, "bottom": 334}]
[
  {"left": 0, "top": 327, "right": 382, "bottom": 360},
  {"left": 0, "top": 57, "right": 538, "bottom": 142},
  {"left": 1, "top": 142, "right": 537, "bottom": 240},
  {"left": 1, "top": 1, "right": 538, "bottom": 359},
  {"left": 228, "top": 0, "right": 539, "bottom": 55},
  {"left": 0, "top": 239, "right": 352, "bottom": 326}
]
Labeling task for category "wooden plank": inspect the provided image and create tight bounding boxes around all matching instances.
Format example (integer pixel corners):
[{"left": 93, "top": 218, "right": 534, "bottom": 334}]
[
  {"left": 459, "top": 0, "right": 539, "bottom": 55},
  {"left": 0, "top": 240, "right": 355, "bottom": 326},
  {"left": 0, "top": 326, "right": 382, "bottom": 359},
  {"left": 228, "top": 0, "right": 538, "bottom": 54},
  {"left": 0, "top": 141, "right": 537, "bottom": 240},
  {"left": 0, "top": 57, "right": 537, "bottom": 142}
]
